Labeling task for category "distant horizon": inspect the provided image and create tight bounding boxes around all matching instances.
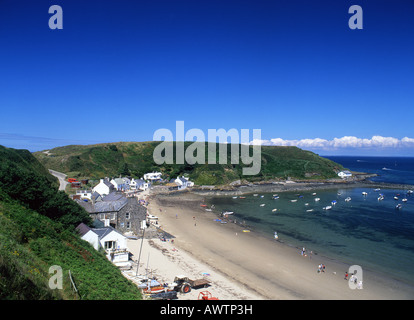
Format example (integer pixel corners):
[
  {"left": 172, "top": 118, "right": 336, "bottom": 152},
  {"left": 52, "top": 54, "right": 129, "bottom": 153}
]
[{"left": 1, "top": 136, "right": 414, "bottom": 158}]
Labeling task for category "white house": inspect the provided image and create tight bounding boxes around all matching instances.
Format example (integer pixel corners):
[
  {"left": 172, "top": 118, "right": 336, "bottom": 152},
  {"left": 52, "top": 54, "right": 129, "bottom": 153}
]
[
  {"left": 173, "top": 176, "right": 194, "bottom": 190},
  {"left": 143, "top": 172, "right": 162, "bottom": 181},
  {"left": 338, "top": 170, "right": 353, "bottom": 178},
  {"left": 76, "top": 223, "right": 101, "bottom": 250},
  {"left": 110, "top": 178, "right": 130, "bottom": 191},
  {"left": 76, "top": 190, "right": 93, "bottom": 200},
  {"left": 76, "top": 223, "right": 130, "bottom": 264},
  {"left": 130, "top": 178, "right": 149, "bottom": 191},
  {"left": 92, "top": 178, "right": 114, "bottom": 196}
]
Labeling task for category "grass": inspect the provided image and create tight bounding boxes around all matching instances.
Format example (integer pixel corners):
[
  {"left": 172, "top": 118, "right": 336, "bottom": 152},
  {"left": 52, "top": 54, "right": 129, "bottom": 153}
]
[
  {"left": 33, "top": 141, "right": 345, "bottom": 185},
  {"left": 0, "top": 192, "right": 142, "bottom": 300}
]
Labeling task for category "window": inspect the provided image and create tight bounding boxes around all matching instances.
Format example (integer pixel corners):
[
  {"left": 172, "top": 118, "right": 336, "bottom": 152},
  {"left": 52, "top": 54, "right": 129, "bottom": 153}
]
[
  {"left": 104, "top": 241, "right": 116, "bottom": 250},
  {"left": 126, "top": 212, "right": 130, "bottom": 219},
  {"left": 126, "top": 222, "right": 130, "bottom": 229}
]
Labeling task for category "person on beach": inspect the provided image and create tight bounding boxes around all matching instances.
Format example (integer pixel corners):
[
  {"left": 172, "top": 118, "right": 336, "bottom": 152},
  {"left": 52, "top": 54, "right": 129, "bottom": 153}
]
[{"left": 345, "top": 272, "right": 349, "bottom": 280}]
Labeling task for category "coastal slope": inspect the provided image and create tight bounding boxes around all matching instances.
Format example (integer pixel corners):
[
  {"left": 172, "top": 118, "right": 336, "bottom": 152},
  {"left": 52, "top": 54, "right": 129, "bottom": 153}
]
[{"left": 33, "top": 141, "right": 344, "bottom": 184}]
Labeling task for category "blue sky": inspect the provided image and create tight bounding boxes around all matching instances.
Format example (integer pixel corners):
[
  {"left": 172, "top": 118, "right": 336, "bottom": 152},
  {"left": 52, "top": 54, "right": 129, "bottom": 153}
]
[{"left": 0, "top": 0, "right": 413, "bottom": 156}]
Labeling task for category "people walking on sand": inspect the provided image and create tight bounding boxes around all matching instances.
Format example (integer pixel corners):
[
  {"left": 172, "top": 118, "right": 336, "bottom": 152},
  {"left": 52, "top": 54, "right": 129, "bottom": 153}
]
[{"left": 345, "top": 272, "right": 349, "bottom": 280}]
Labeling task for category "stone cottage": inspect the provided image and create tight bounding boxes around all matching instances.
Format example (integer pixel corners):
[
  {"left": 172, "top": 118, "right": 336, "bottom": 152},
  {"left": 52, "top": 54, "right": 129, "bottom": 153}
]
[{"left": 76, "top": 192, "right": 147, "bottom": 235}]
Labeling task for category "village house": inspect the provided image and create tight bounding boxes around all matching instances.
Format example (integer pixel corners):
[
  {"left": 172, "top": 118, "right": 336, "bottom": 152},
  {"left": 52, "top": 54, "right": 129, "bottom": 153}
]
[
  {"left": 76, "top": 223, "right": 130, "bottom": 265},
  {"left": 173, "top": 176, "right": 194, "bottom": 190},
  {"left": 92, "top": 178, "right": 114, "bottom": 196},
  {"left": 75, "top": 189, "right": 93, "bottom": 201},
  {"left": 76, "top": 192, "right": 147, "bottom": 235},
  {"left": 110, "top": 177, "right": 130, "bottom": 191},
  {"left": 130, "top": 178, "right": 149, "bottom": 191},
  {"left": 338, "top": 170, "right": 353, "bottom": 178},
  {"left": 143, "top": 172, "right": 162, "bottom": 181}
]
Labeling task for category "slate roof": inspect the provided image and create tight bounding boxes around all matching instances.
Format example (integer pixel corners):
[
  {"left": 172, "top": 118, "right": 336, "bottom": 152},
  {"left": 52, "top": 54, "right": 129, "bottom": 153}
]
[
  {"left": 90, "top": 226, "right": 125, "bottom": 240},
  {"left": 75, "top": 223, "right": 91, "bottom": 237},
  {"left": 76, "top": 223, "right": 126, "bottom": 240},
  {"left": 76, "top": 192, "right": 128, "bottom": 213}
]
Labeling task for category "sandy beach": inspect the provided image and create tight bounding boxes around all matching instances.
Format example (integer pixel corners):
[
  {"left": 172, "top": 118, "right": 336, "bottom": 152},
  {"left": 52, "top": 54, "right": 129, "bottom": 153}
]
[{"left": 138, "top": 191, "right": 414, "bottom": 300}]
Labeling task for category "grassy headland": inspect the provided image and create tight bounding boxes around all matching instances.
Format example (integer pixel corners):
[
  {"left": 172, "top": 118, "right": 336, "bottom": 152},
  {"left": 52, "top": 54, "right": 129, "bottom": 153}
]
[{"left": 33, "top": 141, "right": 345, "bottom": 185}]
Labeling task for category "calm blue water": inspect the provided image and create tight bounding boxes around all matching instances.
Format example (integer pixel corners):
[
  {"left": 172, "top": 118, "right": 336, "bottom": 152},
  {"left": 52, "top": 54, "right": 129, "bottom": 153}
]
[
  {"left": 208, "top": 156, "right": 414, "bottom": 286},
  {"left": 325, "top": 156, "right": 414, "bottom": 185}
]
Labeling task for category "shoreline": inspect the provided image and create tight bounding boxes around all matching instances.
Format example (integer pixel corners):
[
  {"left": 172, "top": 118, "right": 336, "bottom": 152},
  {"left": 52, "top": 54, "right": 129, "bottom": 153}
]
[
  {"left": 147, "top": 191, "right": 414, "bottom": 300},
  {"left": 155, "top": 177, "right": 414, "bottom": 198}
]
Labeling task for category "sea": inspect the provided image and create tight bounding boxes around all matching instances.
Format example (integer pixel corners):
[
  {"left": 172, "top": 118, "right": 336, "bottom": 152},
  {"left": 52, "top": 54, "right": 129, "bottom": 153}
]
[{"left": 208, "top": 156, "right": 414, "bottom": 286}]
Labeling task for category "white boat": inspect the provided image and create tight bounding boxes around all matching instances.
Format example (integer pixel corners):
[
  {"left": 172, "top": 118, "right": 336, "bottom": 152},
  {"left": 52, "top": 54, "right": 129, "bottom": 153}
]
[
  {"left": 273, "top": 196, "right": 280, "bottom": 200},
  {"left": 407, "top": 190, "right": 413, "bottom": 194},
  {"left": 345, "top": 197, "right": 351, "bottom": 202},
  {"left": 331, "top": 200, "right": 337, "bottom": 205},
  {"left": 323, "top": 206, "right": 332, "bottom": 210},
  {"left": 272, "top": 209, "right": 278, "bottom": 212},
  {"left": 260, "top": 204, "right": 265, "bottom": 207},
  {"left": 402, "top": 198, "right": 408, "bottom": 202},
  {"left": 362, "top": 192, "right": 368, "bottom": 196},
  {"left": 396, "top": 204, "right": 402, "bottom": 210},
  {"left": 232, "top": 196, "right": 237, "bottom": 199},
  {"left": 274, "top": 232, "right": 279, "bottom": 240},
  {"left": 306, "top": 209, "right": 314, "bottom": 212},
  {"left": 305, "top": 203, "right": 309, "bottom": 206},
  {"left": 378, "top": 195, "right": 384, "bottom": 201},
  {"left": 290, "top": 199, "right": 297, "bottom": 203},
  {"left": 374, "top": 188, "right": 381, "bottom": 192},
  {"left": 260, "top": 195, "right": 264, "bottom": 198},
  {"left": 312, "top": 193, "right": 317, "bottom": 196},
  {"left": 222, "top": 211, "right": 234, "bottom": 215},
  {"left": 314, "top": 198, "right": 320, "bottom": 202},
  {"left": 205, "top": 208, "right": 212, "bottom": 212},
  {"left": 253, "top": 194, "right": 258, "bottom": 196},
  {"left": 394, "top": 196, "right": 399, "bottom": 200}
]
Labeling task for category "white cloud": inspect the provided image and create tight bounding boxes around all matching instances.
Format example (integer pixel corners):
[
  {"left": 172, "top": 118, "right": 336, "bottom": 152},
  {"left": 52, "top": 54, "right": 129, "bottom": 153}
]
[{"left": 254, "top": 135, "right": 414, "bottom": 150}]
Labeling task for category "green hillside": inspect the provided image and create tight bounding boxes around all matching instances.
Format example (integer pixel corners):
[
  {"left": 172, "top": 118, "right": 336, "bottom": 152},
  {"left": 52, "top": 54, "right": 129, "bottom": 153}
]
[
  {"left": 34, "top": 141, "right": 344, "bottom": 185},
  {"left": 0, "top": 145, "right": 142, "bottom": 300}
]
